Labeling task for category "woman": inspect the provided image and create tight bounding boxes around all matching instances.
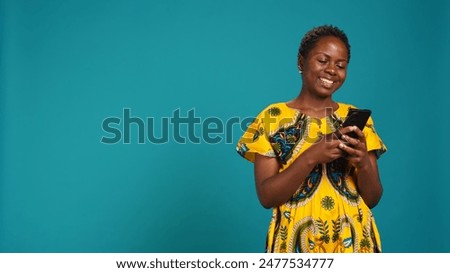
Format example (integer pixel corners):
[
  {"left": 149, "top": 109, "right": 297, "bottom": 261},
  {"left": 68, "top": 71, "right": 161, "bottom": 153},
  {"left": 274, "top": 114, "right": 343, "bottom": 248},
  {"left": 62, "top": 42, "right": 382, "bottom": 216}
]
[{"left": 236, "top": 25, "right": 387, "bottom": 253}]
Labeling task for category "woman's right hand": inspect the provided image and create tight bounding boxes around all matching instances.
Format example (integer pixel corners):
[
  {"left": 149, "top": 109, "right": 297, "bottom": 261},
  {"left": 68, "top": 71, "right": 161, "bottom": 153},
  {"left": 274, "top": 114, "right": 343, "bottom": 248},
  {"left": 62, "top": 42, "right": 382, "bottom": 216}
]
[{"left": 303, "top": 126, "right": 354, "bottom": 165}]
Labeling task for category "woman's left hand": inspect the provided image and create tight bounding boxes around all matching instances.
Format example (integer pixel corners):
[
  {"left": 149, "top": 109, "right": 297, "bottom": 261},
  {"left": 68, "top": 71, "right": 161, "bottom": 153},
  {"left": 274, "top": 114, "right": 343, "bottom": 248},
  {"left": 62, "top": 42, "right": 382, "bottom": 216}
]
[{"left": 338, "top": 126, "right": 370, "bottom": 169}]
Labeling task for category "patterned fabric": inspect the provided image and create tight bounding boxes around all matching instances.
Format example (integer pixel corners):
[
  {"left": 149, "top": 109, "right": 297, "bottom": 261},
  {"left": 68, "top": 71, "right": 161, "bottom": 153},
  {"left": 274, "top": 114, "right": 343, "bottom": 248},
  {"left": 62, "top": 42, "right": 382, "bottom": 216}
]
[{"left": 236, "top": 102, "right": 387, "bottom": 253}]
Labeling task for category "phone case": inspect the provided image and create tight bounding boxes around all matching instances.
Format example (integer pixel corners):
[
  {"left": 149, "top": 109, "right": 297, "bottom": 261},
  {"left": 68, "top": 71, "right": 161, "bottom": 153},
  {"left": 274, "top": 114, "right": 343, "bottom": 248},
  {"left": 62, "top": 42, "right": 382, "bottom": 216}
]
[{"left": 342, "top": 108, "right": 371, "bottom": 138}]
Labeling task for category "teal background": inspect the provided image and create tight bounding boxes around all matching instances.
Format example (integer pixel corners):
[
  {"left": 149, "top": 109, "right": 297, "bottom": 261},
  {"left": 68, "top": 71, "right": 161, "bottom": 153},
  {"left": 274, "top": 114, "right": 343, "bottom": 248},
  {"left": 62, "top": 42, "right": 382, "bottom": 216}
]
[{"left": 1, "top": 0, "right": 449, "bottom": 252}]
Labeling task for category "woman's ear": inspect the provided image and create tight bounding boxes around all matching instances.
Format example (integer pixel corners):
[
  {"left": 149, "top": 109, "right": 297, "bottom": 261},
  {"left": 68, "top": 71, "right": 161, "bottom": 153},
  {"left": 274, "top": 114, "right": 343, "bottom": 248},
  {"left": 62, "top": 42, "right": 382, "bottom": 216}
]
[{"left": 298, "top": 56, "right": 304, "bottom": 73}]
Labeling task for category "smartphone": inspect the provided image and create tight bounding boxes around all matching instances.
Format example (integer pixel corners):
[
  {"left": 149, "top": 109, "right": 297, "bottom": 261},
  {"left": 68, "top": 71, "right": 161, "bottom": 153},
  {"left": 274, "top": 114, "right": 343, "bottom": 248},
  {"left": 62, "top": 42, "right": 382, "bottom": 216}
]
[{"left": 341, "top": 108, "right": 371, "bottom": 138}]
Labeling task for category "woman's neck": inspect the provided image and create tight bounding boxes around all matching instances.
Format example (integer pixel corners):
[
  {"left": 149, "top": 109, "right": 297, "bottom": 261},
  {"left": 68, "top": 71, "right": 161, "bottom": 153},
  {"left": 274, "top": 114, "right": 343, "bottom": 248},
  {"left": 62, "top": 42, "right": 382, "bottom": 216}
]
[{"left": 286, "top": 93, "right": 337, "bottom": 118}]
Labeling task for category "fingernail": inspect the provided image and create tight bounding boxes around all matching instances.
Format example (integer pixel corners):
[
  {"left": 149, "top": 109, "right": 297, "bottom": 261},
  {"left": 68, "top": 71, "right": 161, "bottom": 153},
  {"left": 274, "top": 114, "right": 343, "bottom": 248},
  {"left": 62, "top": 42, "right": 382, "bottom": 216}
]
[{"left": 339, "top": 143, "right": 345, "bottom": 148}]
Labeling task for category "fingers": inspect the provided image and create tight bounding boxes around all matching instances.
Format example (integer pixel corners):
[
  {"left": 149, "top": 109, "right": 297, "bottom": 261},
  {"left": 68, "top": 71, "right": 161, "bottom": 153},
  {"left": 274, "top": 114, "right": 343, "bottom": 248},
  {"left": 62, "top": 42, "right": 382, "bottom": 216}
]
[
  {"left": 338, "top": 141, "right": 370, "bottom": 169},
  {"left": 341, "top": 126, "right": 365, "bottom": 140},
  {"left": 312, "top": 136, "right": 346, "bottom": 163},
  {"left": 338, "top": 126, "right": 365, "bottom": 148},
  {"left": 331, "top": 130, "right": 343, "bottom": 140},
  {"left": 341, "top": 134, "right": 360, "bottom": 147},
  {"left": 317, "top": 127, "right": 368, "bottom": 166},
  {"left": 339, "top": 142, "right": 357, "bottom": 155},
  {"left": 326, "top": 131, "right": 341, "bottom": 141},
  {"left": 351, "top": 126, "right": 365, "bottom": 140},
  {"left": 339, "top": 127, "right": 362, "bottom": 152},
  {"left": 327, "top": 145, "right": 346, "bottom": 162}
]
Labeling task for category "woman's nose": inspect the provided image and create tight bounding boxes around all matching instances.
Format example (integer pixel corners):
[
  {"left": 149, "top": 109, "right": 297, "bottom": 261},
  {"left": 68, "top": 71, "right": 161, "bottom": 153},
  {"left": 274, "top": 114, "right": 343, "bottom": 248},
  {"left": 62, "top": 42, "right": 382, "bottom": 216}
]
[{"left": 325, "top": 65, "right": 336, "bottom": 75}]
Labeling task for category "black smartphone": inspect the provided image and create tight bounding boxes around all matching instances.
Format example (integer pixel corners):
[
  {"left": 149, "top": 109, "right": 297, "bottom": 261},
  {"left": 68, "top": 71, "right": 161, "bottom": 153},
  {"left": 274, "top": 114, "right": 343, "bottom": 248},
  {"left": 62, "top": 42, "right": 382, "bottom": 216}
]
[{"left": 341, "top": 108, "right": 371, "bottom": 138}]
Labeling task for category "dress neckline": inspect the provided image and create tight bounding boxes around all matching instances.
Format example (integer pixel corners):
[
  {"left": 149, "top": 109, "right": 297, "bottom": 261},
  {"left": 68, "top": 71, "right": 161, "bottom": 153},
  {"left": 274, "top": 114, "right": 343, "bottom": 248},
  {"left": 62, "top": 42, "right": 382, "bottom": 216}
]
[{"left": 283, "top": 102, "right": 341, "bottom": 120}]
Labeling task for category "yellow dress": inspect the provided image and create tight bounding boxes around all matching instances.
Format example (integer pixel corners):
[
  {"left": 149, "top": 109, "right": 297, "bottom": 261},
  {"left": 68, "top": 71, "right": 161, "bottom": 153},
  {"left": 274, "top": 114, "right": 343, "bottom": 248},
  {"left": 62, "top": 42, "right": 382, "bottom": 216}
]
[{"left": 236, "top": 102, "right": 387, "bottom": 253}]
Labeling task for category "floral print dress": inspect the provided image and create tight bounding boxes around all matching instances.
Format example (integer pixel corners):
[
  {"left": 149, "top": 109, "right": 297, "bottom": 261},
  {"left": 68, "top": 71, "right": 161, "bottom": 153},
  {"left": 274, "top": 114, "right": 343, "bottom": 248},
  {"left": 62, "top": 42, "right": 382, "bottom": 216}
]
[{"left": 236, "top": 102, "right": 387, "bottom": 253}]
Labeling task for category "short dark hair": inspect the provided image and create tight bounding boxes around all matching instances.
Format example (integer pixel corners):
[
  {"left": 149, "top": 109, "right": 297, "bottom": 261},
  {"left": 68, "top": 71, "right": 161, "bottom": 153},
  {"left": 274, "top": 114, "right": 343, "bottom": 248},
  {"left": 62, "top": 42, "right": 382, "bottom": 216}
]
[{"left": 298, "top": 25, "right": 351, "bottom": 63}]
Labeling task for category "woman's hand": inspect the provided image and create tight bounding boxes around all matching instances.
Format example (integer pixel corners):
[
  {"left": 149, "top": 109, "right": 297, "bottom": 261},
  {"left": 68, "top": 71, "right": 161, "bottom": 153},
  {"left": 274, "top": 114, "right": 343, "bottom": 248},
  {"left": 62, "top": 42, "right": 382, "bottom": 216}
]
[
  {"left": 338, "top": 126, "right": 370, "bottom": 169},
  {"left": 338, "top": 126, "right": 383, "bottom": 208},
  {"left": 302, "top": 131, "right": 345, "bottom": 165},
  {"left": 303, "top": 126, "right": 359, "bottom": 165}
]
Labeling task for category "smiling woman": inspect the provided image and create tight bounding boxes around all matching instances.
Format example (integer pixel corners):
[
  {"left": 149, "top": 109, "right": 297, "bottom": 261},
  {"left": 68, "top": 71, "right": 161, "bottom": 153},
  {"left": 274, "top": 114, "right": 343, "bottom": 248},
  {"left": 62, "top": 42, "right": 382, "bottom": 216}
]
[{"left": 236, "top": 25, "right": 387, "bottom": 253}]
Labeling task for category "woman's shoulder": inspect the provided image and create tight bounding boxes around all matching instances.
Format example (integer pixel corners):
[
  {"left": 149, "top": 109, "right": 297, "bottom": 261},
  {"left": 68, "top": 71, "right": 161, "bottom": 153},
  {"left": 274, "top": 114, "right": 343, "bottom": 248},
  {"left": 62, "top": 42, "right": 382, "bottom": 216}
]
[
  {"left": 336, "top": 102, "right": 378, "bottom": 126},
  {"left": 336, "top": 102, "right": 358, "bottom": 116},
  {"left": 336, "top": 101, "right": 357, "bottom": 109}
]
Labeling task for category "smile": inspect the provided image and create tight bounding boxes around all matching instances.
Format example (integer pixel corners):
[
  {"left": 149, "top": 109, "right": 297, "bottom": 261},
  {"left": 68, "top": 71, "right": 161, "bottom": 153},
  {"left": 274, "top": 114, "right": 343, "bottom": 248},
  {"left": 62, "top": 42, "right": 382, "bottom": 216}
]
[{"left": 319, "top": 77, "right": 335, "bottom": 88}]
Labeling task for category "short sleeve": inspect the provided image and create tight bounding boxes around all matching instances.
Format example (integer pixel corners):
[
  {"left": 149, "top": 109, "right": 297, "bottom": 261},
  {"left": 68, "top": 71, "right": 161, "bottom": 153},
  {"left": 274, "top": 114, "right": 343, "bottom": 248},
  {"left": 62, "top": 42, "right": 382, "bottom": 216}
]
[
  {"left": 364, "top": 116, "right": 387, "bottom": 158},
  {"left": 236, "top": 108, "right": 276, "bottom": 163}
]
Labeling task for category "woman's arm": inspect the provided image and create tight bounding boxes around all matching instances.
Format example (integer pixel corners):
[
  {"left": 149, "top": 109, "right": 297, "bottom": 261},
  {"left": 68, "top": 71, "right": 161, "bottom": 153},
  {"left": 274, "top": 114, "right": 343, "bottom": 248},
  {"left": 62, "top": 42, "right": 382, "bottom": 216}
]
[
  {"left": 254, "top": 132, "right": 346, "bottom": 209},
  {"left": 254, "top": 152, "right": 315, "bottom": 209},
  {"left": 339, "top": 128, "right": 383, "bottom": 208},
  {"left": 355, "top": 152, "right": 383, "bottom": 208}
]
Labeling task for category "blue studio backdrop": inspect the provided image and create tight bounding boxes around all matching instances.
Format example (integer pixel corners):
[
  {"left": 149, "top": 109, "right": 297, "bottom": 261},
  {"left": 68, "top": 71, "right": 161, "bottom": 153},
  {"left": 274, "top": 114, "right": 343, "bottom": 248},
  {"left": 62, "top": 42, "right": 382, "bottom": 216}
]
[{"left": 1, "top": 0, "right": 449, "bottom": 252}]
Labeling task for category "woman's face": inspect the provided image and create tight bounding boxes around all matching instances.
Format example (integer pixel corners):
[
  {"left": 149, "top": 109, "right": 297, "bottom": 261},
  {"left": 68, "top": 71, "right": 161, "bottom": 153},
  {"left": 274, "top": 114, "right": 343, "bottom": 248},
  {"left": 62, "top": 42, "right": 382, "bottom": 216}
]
[{"left": 299, "top": 36, "right": 349, "bottom": 98}]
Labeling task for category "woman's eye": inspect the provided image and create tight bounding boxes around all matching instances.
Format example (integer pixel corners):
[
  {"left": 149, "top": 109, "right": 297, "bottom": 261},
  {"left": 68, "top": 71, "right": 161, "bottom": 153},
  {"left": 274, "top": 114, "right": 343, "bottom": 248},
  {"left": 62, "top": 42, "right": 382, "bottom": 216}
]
[
  {"left": 318, "top": 59, "right": 327, "bottom": 64},
  {"left": 336, "top": 63, "right": 346, "bottom": 69}
]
